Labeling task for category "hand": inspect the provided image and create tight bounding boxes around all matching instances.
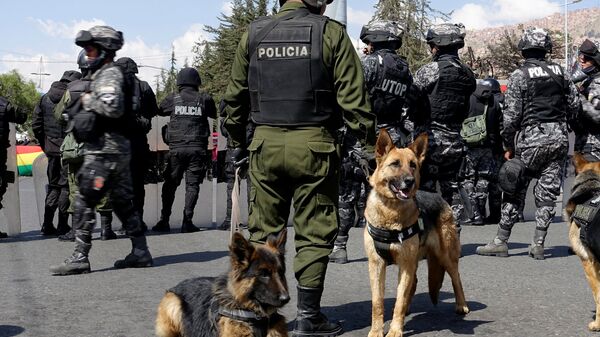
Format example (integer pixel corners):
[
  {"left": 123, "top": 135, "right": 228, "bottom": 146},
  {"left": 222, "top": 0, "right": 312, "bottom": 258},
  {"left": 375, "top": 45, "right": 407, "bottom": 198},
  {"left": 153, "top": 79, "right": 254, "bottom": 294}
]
[
  {"left": 504, "top": 150, "right": 513, "bottom": 161},
  {"left": 230, "top": 147, "right": 248, "bottom": 168}
]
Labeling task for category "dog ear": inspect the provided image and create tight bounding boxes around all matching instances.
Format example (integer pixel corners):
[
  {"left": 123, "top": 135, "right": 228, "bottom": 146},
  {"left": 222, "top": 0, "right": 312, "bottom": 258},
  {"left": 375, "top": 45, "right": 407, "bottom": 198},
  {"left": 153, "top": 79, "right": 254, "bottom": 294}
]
[
  {"left": 573, "top": 152, "right": 588, "bottom": 174},
  {"left": 266, "top": 228, "right": 287, "bottom": 255},
  {"left": 229, "top": 232, "right": 254, "bottom": 268},
  {"left": 376, "top": 128, "right": 395, "bottom": 161},
  {"left": 409, "top": 133, "right": 428, "bottom": 164}
]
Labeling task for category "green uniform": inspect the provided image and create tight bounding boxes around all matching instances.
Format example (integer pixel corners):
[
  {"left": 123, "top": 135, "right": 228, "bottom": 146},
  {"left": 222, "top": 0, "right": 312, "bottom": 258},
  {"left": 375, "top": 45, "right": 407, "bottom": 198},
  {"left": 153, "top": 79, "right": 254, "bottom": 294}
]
[{"left": 223, "top": 1, "right": 376, "bottom": 288}]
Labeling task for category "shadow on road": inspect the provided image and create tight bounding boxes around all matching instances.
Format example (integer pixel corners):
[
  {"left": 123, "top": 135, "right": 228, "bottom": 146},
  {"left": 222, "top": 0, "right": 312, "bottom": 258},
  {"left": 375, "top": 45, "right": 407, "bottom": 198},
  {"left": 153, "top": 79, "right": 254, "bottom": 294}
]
[
  {"left": 317, "top": 291, "right": 488, "bottom": 334},
  {"left": 152, "top": 250, "right": 229, "bottom": 266},
  {"left": 0, "top": 325, "right": 25, "bottom": 336},
  {"left": 511, "top": 245, "right": 572, "bottom": 259},
  {"left": 461, "top": 242, "right": 528, "bottom": 257}
]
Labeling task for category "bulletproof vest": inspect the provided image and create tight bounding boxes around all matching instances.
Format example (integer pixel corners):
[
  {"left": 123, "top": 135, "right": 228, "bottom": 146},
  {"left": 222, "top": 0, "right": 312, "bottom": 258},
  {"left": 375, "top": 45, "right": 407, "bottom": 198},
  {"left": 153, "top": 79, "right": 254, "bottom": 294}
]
[
  {"left": 167, "top": 93, "right": 209, "bottom": 148},
  {"left": 521, "top": 60, "right": 568, "bottom": 126},
  {"left": 65, "top": 79, "right": 91, "bottom": 120},
  {"left": 369, "top": 50, "right": 412, "bottom": 125},
  {"left": 429, "top": 55, "right": 475, "bottom": 126},
  {"left": 40, "top": 94, "right": 64, "bottom": 139},
  {"left": 248, "top": 9, "right": 336, "bottom": 126}
]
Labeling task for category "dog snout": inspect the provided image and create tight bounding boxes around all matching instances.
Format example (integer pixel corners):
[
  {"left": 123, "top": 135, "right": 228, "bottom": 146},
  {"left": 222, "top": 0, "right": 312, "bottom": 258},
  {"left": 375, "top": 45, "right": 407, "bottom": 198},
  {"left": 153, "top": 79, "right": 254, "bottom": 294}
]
[
  {"left": 279, "top": 293, "right": 290, "bottom": 304},
  {"left": 403, "top": 177, "right": 415, "bottom": 189}
]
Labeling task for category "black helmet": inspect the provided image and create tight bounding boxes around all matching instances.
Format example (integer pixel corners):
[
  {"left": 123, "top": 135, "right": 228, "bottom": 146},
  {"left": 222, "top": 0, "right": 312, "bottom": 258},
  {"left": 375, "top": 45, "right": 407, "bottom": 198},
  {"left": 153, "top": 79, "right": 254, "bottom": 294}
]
[
  {"left": 176, "top": 67, "right": 201, "bottom": 87},
  {"left": 77, "top": 49, "right": 91, "bottom": 74},
  {"left": 279, "top": 0, "right": 333, "bottom": 8},
  {"left": 75, "top": 26, "right": 123, "bottom": 72},
  {"left": 579, "top": 39, "right": 600, "bottom": 66},
  {"left": 360, "top": 20, "right": 404, "bottom": 47},
  {"left": 426, "top": 23, "right": 466, "bottom": 49},
  {"left": 518, "top": 27, "right": 552, "bottom": 53},
  {"left": 480, "top": 78, "right": 501, "bottom": 94},
  {"left": 115, "top": 57, "right": 139, "bottom": 74}
]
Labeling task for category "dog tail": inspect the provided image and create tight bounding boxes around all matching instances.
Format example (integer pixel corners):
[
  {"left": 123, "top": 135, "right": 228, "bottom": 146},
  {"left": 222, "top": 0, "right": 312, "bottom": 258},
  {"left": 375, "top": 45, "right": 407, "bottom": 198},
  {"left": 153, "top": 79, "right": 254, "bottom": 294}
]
[
  {"left": 156, "top": 292, "right": 184, "bottom": 337},
  {"left": 427, "top": 253, "right": 445, "bottom": 305}
]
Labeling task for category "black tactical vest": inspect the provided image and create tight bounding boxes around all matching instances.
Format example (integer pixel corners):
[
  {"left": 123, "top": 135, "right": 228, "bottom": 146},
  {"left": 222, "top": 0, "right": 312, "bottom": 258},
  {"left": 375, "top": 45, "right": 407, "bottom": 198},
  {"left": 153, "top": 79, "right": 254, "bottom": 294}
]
[
  {"left": 167, "top": 93, "right": 209, "bottom": 149},
  {"left": 248, "top": 9, "right": 336, "bottom": 126},
  {"left": 369, "top": 50, "right": 412, "bottom": 125},
  {"left": 429, "top": 55, "right": 475, "bottom": 126},
  {"left": 65, "top": 79, "right": 92, "bottom": 120},
  {"left": 41, "top": 94, "right": 65, "bottom": 140},
  {"left": 521, "top": 60, "right": 567, "bottom": 126}
]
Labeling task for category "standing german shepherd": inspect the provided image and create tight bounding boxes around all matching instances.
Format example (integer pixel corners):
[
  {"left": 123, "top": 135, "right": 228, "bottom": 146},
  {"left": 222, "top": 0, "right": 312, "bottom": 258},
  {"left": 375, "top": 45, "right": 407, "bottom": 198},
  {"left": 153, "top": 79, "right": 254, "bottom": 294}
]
[
  {"left": 566, "top": 154, "right": 600, "bottom": 332},
  {"left": 364, "top": 130, "right": 469, "bottom": 337},
  {"left": 155, "top": 230, "right": 290, "bottom": 337}
]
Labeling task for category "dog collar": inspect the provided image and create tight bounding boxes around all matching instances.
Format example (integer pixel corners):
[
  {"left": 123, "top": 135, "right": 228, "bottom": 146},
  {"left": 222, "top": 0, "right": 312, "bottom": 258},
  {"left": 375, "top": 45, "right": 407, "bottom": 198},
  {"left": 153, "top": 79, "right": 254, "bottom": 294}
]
[{"left": 218, "top": 307, "right": 270, "bottom": 337}]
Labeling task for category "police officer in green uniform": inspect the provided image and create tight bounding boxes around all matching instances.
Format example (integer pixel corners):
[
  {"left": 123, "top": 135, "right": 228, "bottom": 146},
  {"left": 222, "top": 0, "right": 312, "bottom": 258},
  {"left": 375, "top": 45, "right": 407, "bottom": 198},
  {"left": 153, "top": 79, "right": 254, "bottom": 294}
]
[{"left": 223, "top": 0, "right": 376, "bottom": 336}]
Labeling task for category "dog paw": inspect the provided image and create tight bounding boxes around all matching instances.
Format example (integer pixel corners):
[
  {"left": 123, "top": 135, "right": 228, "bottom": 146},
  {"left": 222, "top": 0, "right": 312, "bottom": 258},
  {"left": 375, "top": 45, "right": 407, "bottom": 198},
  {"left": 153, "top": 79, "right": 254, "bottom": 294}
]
[
  {"left": 589, "top": 321, "right": 600, "bottom": 331},
  {"left": 385, "top": 328, "right": 403, "bottom": 337},
  {"left": 367, "top": 329, "right": 384, "bottom": 337},
  {"left": 456, "top": 304, "right": 470, "bottom": 315}
]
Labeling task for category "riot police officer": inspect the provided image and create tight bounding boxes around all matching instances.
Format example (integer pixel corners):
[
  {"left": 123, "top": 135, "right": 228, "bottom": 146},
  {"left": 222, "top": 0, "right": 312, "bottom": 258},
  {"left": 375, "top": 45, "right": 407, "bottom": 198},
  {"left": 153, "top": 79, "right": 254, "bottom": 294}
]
[
  {"left": 114, "top": 57, "right": 159, "bottom": 226},
  {"left": 0, "top": 97, "right": 26, "bottom": 238},
  {"left": 572, "top": 39, "right": 600, "bottom": 160},
  {"left": 223, "top": 0, "right": 376, "bottom": 335},
  {"left": 330, "top": 20, "right": 414, "bottom": 264},
  {"left": 152, "top": 67, "right": 216, "bottom": 233},
  {"left": 32, "top": 70, "right": 81, "bottom": 236},
  {"left": 50, "top": 25, "right": 153, "bottom": 275},
  {"left": 413, "top": 23, "right": 476, "bottom": 229},
  {"left": 476, "top": 27, "right": 580, "bottom": 260},
  {"left": 459, "top": 79, "right": 503, "bottom": 226}
]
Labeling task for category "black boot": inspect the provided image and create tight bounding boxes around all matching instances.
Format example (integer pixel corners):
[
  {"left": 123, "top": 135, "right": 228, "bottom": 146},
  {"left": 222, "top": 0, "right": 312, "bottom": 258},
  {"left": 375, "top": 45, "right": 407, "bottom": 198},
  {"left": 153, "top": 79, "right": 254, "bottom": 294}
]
[
  {"left": 100, "top": 213, "right": 117, "bottom": 241},
  {"left": 56, "top": 212, "right": 71, "bottom": 236},
  {"left": 0, "top": 231, "right": 7, "bottom": 238},
  {"left": 217, "top": 218, "right": 231, "bottom": 231},
  {"left": 293, "top": 286, "right": 343, "bottom": 337},
  {"left": 152, "top": 217, "right": 171, "bottom": 232},
  {"left": 114, "top": 236, "right": 153, "bottom": 269},
  {"left": 41, "top": 206, "right": 58, "bottom": 236},
  {"left": 181, "top": 216, "right": 200, "bottom": 233},
  {"left": 58, "top": 217, "right": 76, "bottom": 242}
]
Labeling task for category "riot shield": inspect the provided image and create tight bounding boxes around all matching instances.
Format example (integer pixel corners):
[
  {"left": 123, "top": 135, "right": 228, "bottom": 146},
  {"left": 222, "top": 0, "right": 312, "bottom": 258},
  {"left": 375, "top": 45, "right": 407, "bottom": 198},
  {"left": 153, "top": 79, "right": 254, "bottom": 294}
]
[
  {"left": 32, "top": 153, "right": 48, "bottom": 228},
  {"left": 4, "top": 123, "right": 21, "bottom": 235},
  {"left": 144, "top": 116, "right": 170, "bottom": 226}
]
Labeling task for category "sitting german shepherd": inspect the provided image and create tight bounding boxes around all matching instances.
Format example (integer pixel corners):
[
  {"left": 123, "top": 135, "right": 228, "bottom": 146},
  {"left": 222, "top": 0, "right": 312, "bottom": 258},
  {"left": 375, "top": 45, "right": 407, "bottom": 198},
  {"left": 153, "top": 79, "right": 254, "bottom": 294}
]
[
  {"left": 566, "top": 154, "right": 600, "bottom": 332},
  {"left": 155, "top": 230, "right": 290, "bottom": 337},
  {"left": 364, "top": 130, "right": 469, "bottom": 337}
]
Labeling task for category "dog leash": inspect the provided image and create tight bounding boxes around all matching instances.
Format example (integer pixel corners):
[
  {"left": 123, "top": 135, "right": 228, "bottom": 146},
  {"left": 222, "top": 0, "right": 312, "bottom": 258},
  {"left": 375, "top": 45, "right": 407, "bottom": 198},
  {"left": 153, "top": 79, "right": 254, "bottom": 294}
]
[{"left": 230, "top": 166, "right": 242, "bottom": 242}]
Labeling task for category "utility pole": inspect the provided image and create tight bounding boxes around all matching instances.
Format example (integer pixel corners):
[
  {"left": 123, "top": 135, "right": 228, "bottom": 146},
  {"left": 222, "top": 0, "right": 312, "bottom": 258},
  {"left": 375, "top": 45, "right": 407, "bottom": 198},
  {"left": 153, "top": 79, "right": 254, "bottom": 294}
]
[{"left": 30, "top": 56, "right": 50, "bottom": 91}]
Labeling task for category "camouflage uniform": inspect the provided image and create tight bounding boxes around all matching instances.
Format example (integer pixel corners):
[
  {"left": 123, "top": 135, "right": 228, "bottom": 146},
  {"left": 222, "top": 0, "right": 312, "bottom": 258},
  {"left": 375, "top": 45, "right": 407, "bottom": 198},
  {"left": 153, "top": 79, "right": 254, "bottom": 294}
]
[
  {"left": 477, "top": 28, "right": 580, "bottom": 259},
  {"left": 336, "top": 132, "right": 366, "bottom": 240},
  {"left": 573, "top": 72, "right": 600, "bottom": 160}
]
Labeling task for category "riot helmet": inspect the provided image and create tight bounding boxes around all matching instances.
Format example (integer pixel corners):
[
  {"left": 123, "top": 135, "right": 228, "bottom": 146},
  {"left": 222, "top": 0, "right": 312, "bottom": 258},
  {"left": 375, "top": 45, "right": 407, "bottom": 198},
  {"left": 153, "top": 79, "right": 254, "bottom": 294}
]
[
  {"left": 115, "top": 57, "right": 139, "bottom": 74},
  {"left": 75, "top": 25, "right": 124, "bottom": 72},
  {"left": 279, "top": 0, "right": 333, "bottom": 8},
  {"left": 426, "top": 23, "right": 466, "bottom": 49},
  {"left": 176, "top": 67, "right": 202, "bottom": 88},
  {"left": 518, "top": 27, "right": 552, "bottom": 53},
  {"left": 480, "top": 78, "right": 501, "bottom": 94},
  {"left": 77, "top": 49, "right": 91, "bottom": 76},
  {"left": 360, "top": 20, "right": 404, "bottom": 49}
]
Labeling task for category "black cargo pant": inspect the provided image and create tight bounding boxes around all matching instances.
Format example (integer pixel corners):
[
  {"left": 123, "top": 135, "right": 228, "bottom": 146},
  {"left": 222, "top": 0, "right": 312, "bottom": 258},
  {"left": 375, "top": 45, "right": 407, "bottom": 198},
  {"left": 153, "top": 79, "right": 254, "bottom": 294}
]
[
  {"left": 160, "top": 147, "right": 207, "bottom": 223},
  {"left": 130, "top": 135, "right": 149, "bottom": 221},
  {"left": 44, "top": 154, "right": 69, "bottom": 225}
]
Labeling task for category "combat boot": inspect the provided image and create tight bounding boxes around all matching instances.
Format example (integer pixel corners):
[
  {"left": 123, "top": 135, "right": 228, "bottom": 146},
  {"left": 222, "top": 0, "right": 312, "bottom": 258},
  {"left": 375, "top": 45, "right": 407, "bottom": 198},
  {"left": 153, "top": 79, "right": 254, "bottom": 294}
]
[
  {"left": 181, "top": 217, "right": 200, "bottom": 233},
  {"left": 41, "top": 206, "right": 58, "bottom": 236},
  {"left": 217, "top": 218, "right": 230, "bottom": 231},
  {"left": 152, "top": 218, "right": 171, "bottom": 233},
  {"left": 476, "top": 228, "right": 510, "bottom": 257},
  {"left": 292, "top": 286, "right": 343, "bottom": 337},
  {"left": 0, "top": 231, "right": 7, "bottom": 238},
  {"left": 114, "top": 236, "right": 153, "bottom": 269},
  {"left": 56, "top": 212, "right": 71, "bottom": 236},
  {"left": 100, "top": 213, "right": 117, "bottom": 240},
  {"left": 49, "top": 252, "right": 91, "bottom": 275},
  {"left": 329, "top": 236, "right": 348, "bottom": 264},
  {"left": 529, "top": 228, "right": 547, "bottom": 260}
]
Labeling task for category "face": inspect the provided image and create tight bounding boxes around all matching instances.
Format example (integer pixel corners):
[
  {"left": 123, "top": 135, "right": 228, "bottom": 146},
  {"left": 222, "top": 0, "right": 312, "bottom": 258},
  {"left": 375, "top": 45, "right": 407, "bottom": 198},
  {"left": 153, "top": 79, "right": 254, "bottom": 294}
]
[
  {"left": 84, "top": 45, "right": 99, "bottom": 60},
  {"left": 579, "top": 54, "right": 596, "bottom": 70}
]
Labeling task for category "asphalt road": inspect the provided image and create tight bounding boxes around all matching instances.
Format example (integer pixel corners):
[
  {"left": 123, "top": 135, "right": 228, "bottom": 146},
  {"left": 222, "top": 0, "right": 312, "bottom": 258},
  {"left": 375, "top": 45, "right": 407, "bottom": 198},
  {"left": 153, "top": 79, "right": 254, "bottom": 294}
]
[{"left": 0, "top": 177, "right": 598, "bottom": 337}]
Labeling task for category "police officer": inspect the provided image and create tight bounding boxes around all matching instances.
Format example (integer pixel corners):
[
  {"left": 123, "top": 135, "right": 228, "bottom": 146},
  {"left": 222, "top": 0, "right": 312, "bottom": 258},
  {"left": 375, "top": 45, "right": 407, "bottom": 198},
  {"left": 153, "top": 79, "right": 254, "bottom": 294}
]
[
  {"left": 330, "top": 20, "right": 414, "bottom": 264},
  {"left": 476, "top": 27, "right": 580, "bottom": 260},
  {"left": 459, "top": 79, "right": 503, "bottom": 226},
  {"left": 0, "top": 97, "right": 26, "bottom": 238},
  {"left": 53, "top": 50, "right": 116, "bottom": 242},
  {"left": 413, "top": 23, "right": 476, "bottom": 227},
  {"left": 572, "top": 39, "right": 600, "bottom": 159},
  {"left": 485, "top": 78, "right": 505, "bottom": 224},
  {"left": 152, "top": 67, "right": 216, "bottom": 233},
  {"left": 223, "top": 0, "right": 376, "bottom": 335},
  {"left": 50, "top": 26, "right": 152, "bottom": 275},
  {"left": 114, "top": 57, "right": 159, "bottom": 226},
  {"left": 32, "top": 70, "right": 81, "bottom": 236}
]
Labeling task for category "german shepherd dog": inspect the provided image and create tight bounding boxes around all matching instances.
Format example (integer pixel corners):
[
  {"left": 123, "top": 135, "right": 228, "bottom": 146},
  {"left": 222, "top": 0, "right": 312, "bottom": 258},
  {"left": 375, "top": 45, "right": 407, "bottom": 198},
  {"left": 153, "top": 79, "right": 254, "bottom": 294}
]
[
  {"left": 155, "top": 230, "right": 290, "bottom": 337},
  {"left": 566, "top": 154, "right": 600, "bottom": 332},
  {"left": 364, "top": 130, "right": 469, "bottom": 337}
]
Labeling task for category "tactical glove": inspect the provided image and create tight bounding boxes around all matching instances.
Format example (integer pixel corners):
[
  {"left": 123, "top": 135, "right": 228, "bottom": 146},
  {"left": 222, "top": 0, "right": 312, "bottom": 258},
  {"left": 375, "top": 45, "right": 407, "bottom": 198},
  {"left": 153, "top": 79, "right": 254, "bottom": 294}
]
[{"left": 230, "top": 147, "right": 248, "bottom": 168}]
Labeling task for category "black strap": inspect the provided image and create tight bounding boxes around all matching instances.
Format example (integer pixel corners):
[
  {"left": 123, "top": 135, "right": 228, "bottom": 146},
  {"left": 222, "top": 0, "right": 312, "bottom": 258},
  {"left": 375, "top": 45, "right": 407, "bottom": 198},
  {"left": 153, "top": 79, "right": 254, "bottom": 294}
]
[
  {"left": 218, "top": 307, "right": 270, "bottom": 337},
  {"left": 249, "top": 9, "right": 311, "bottom": 60},
  {"left": 367, "top": 221, "right": 422, "bottom": 244}
]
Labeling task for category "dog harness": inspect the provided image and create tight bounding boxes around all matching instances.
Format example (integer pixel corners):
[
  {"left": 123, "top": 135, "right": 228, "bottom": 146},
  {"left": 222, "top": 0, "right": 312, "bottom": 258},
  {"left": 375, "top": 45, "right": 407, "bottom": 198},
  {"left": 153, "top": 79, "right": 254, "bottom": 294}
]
[
  {"left": 367, "top": 218, "right": 425, "bottom": 265},
  {"left": 571, "top": 194, "right": 600, "bottom": 259},
  {"left": 217, "top": 306, "right": 272, "bottom": 337}
]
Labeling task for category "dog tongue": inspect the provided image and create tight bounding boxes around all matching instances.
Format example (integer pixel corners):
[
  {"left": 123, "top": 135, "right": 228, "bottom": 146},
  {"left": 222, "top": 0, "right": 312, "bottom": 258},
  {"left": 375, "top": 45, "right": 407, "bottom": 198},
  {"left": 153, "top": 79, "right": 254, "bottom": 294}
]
[{"left": 396, "top": 190, "right": 408, "bottom": 200}]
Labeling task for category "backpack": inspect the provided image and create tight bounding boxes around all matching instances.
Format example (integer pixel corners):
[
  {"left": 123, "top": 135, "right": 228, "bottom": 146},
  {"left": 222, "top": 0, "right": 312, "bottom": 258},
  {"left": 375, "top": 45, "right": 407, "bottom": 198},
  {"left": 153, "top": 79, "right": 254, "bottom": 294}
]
[
  {"left": 460, "top": 103, "right": 487, "bottom": 145},
  {"left": 60, "top": 131, "right": 84, "bottom": 164}
]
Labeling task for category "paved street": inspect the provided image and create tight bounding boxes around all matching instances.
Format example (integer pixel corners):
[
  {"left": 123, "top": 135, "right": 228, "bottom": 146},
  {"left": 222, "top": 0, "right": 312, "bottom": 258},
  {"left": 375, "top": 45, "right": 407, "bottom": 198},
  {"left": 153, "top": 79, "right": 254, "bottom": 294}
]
[{"left": 0, "top": 177, "right": 598, "bottom": 337}]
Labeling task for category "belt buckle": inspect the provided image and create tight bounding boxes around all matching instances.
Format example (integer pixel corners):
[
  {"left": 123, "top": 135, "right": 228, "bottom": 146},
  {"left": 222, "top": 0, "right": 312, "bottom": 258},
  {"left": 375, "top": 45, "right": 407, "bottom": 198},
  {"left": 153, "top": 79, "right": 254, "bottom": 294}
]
[{"left": 397, "top": 233, "right": 403, "bottom": 244}]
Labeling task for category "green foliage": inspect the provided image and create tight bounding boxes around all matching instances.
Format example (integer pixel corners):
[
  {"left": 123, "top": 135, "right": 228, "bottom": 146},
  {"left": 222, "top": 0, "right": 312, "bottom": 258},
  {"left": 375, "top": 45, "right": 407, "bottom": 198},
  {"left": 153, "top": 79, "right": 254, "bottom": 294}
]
[
  {"left": 156, "top": 46, "right": 179, "bottom": 103},
  {"left": 194, "top": 0, "right": 278, "bottom": 103},
  {"left": 373, "top": 0, "right": 449, "bottom": 72},
  {"left": 0, "top": 70, "right": 41, "bottom": 136}
]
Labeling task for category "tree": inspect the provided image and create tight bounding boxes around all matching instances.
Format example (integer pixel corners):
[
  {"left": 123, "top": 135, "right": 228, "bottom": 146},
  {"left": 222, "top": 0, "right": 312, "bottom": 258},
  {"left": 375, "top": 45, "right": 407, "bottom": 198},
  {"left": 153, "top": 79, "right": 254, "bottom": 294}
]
[
  {"left": 156, "top": 46, "right": 178, "bottom": 103},
  {"left": 373, "top": 0, "right": 449, "bottom": 72},
  {"left": 0, "top": 70, "right": 41, "bottom": 136}
]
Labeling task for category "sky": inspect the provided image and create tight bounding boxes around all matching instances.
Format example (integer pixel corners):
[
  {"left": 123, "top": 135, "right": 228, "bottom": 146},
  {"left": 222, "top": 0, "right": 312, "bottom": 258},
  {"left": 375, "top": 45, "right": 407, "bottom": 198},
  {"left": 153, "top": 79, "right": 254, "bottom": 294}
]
[{"left": 0, "top": 0, "right": 597, "bottom": 93}]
